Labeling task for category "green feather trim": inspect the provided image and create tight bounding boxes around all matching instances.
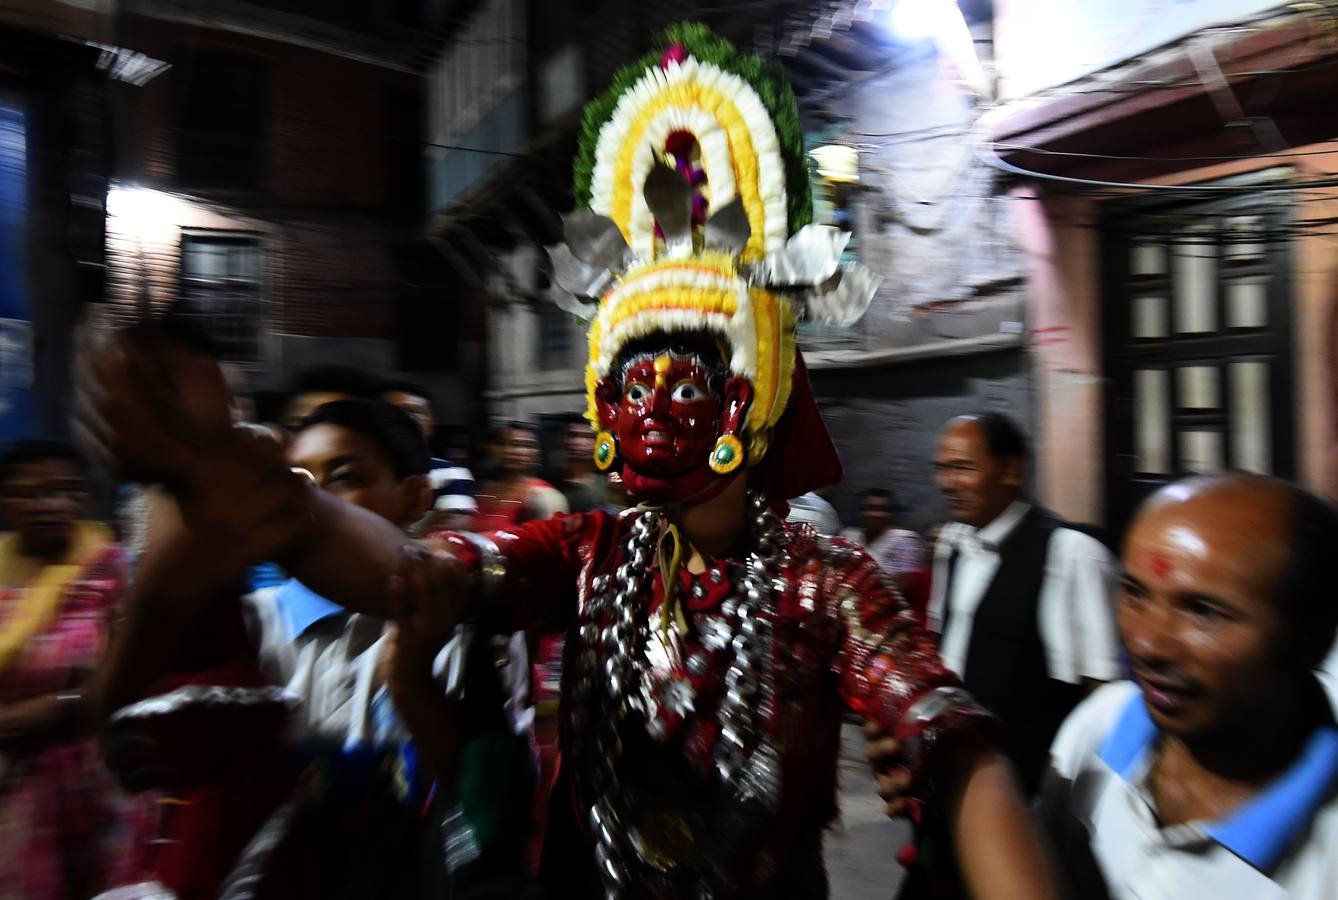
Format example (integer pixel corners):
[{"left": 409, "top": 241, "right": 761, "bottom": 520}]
[{"left": 571, "top": 22, "right": 812, "bottom": 234}]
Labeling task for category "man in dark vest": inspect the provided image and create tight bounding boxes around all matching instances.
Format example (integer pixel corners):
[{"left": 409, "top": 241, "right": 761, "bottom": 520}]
[{"left": 928, "top": 412, "right": 1120, "bottom": 796}]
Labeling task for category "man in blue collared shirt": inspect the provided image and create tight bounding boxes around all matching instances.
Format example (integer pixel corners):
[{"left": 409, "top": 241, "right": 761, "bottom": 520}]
[
  {"left": 243, "top": 398, "right": 535, "bottom": 894},
  {"left": 245, "top": 399, "right": 436, "bottom": 745},
  {"left": 1039, "top": 474, "right": 1338, "bottom": 899}
]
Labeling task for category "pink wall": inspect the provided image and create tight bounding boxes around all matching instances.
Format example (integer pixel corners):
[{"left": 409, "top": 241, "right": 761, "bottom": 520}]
[{"left": 1012, "top": 187, "right": 1106, "bottom": 523}]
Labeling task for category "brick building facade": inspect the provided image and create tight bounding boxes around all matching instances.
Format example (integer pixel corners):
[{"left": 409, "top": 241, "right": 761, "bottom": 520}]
[{"left": 97, "top": 3, "right": 471, "bottom": 419}]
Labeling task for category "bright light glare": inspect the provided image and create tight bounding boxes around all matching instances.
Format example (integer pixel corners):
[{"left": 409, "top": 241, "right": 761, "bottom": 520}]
[
  {"left": 884, "top": 0, "right": 987, "bottom": 97},
  {"left": 106, "top": 185, "right": 182, "bottom": 240},
  {"left": 887, "top": 0, "right": 949, "bottom": 44}
]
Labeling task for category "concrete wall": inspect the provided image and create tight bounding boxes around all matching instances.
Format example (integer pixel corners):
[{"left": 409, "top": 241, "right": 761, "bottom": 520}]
[
  {"left": 1012, "top": 189, "right": 1105, "bottom": 525},
  {"left": 484, "top": 248, "right": 588, "bottom": 423},
  {"left": 810, "top": 346, "right": 1033, "bottom": 535}
]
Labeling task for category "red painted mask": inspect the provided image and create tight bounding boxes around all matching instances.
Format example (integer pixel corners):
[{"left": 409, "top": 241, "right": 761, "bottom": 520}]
[
  {"left": 617, "top": 352, "right": 721, "bottom": 475},
  {"left": 594, "top": 349, "right": 752, "bottom": 504}
]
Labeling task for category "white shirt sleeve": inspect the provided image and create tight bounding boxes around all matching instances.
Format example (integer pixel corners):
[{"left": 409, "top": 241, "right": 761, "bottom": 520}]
[
  {"left": 525, "top": 485, "right": 569, "bottom": 520},
  {"left": 1047, "top": 680, "right": 1138, "bottom": 778},
  {"left": 1038, "top": 528, "right": 1123, "bottom": 684},
  {"left": 240, "top": 588, "right": 298, "bottom": 685},
  {"left": 1038, "top": 681, "right": 1140, "bottom": 832},
  {"left": 432, "top": 626, "right": 474, "bottom": 700}
]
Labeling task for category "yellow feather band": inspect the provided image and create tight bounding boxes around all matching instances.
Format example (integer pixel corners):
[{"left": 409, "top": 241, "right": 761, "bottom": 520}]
[
  {"left": 590, "top": 56, "right": 787, "bottom": 263},
  {"left": 584, "top": 257, "right": 797, "bottom": 463}
]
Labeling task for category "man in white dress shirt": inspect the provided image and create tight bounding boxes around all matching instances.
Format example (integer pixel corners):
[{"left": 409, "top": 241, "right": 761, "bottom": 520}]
[
  {"left": 244, "top": 398, "right": 437, "bottom": 745},
  {"left": 929, "top": 413, "right": 1121, "bottom": 793},
  {"left": 1039, "top": 474, "right": 1338, "bottom": 899}
]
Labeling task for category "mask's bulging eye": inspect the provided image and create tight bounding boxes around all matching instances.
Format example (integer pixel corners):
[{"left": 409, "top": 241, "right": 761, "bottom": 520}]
[
  {"left": 671, "top": 381, "right": 706, "bottom": 403},
  {"left": 625, "top": 383, "right": 652, "bottom": 404}
]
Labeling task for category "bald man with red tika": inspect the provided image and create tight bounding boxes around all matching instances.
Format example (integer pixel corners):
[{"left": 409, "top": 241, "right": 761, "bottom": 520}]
[{"left": 1039, "top": 474, "right": 1338, "bottom": 900}]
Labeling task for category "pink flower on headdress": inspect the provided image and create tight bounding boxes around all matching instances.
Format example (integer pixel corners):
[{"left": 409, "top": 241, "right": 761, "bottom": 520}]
[
  {"left": 665, "top": 129, "right": 696, "bottom": 157},
  {"left": 660, "top": 43, "right": 688, "bottom": 68}
]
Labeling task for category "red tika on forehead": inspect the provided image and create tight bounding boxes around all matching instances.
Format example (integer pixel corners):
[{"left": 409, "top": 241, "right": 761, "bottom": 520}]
[{"left": 1152, "top": 553, "right": 1174, "bottom": 578}]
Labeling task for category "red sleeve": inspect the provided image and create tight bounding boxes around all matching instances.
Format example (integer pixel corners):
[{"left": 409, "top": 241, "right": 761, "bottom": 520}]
[
  {"left": 433, "top": 511, "right": 609, "bottom": 633},
  {"left": 898, "top": 566, "right": 931, "bottom": 627},
  {"left": 826, "top": 539, "right": 993, "bottom": 779}
]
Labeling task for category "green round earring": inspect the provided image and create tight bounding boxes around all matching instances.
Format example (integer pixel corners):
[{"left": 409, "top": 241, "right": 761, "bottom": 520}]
[
  {"left": 709, "top": 434, "right": 745, "bottom": 475},
  {"left": 593, "top": 430, "right": 618, "bottom": 472}
]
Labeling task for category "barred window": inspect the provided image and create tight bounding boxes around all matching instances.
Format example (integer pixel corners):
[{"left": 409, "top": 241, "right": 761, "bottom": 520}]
[
  {"left": 538, "top": 296, "right": 572, "bottom": 370},
  {"left": 1101, "top": 172, "right": 1295, "bottom": 533},
  {"left": 178, "top": 233, "right": 263, "bottom": 362}
]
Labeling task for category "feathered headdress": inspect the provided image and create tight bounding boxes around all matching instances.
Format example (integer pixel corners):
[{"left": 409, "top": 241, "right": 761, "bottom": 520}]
[{"left": 549, "top": 23, "right": 878, "bottom": 466}]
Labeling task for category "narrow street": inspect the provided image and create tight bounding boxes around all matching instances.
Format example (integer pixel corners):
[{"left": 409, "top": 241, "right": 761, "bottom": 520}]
[{"left": 825, "top": 722, "right": 910, "bottom": 899}]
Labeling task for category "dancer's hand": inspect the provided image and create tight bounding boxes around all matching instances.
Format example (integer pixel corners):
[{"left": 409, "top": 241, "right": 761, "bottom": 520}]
[
  {"left": 78, "top": 325, "right": 233, "bottom": 488},
  {"left": 177, "top": 426, "right": 314, "bottom": 567},
  {"left": 865, "top": 719, "right": 917, "bottom": 819},
  {"left": 386, "top": 542, "right": 471, "bottom": 689},
  {"left": 382, "top": 543, "right": 470, "bottom": 788}
]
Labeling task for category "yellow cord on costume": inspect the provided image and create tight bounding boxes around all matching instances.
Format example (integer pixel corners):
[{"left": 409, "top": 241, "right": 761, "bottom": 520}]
[{"left": 656, "top": 522, "right": 689, "bottom": 643}]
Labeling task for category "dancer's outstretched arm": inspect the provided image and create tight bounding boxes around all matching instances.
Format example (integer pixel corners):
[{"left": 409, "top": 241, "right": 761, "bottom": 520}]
[
  {"left": 82, "top": 327, "right": 578, "bottom": 716},
  {"left": 831, "top": 543, "right": 1064, "bottom": 900},
  {"left": 81, "top": 328, "right": 468, "bottom": 716},
  {"left": 939, "top": 737, "right": 1063, "bottom": 900}
]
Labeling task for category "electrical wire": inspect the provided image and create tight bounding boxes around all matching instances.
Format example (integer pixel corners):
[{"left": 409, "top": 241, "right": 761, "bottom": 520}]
[
  {"left": 980, "top": 142, "right": 1338, "bottom": 193},
  {"left": 991, "top": 141, "right": 1338, "bottom": 164}
]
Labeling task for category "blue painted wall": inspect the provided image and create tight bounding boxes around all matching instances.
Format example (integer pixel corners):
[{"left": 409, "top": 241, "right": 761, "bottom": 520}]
[{"left": 0, "top": 102, "right": 34, "bottom": 443}]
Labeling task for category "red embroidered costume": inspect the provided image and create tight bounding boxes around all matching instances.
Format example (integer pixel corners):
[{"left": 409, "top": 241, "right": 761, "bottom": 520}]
[{"left": 442, "top": 510, "right": 985, "bottom": 897}]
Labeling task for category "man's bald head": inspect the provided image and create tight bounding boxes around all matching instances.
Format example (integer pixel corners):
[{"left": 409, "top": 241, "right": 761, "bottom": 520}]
[
  {"left": 1130, "top": 473, "right": 1338, "bottom": 665},
  {"left": 934, "top": 414, "right": 1028, "bottom": 528},
  {"left": 1120, "top": 474, "right": 1338, "bottom": 738}
]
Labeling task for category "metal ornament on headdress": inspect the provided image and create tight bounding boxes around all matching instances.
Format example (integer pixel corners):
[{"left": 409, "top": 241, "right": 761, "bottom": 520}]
[
  {"left": 643, "top": 161, "right": 696, "bottom": 259},
  {"left": 547, "top": 25, "right": 882, "bottom": 463},
  {"left": 565, "top": 210, "right": 634, "bottom": 273},
  {"left": 703, "top": 196, "right": 750, "bottom": 256},
  {"left": 548, "top": 244, "right": 611, "bottom": 320},
  {"left": 751, "top": 224, "right": 849, "bottom": 286}
]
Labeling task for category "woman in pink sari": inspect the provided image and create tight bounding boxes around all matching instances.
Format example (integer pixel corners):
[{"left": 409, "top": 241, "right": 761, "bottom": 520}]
[{"left": 0, "top": 441, "right": 146, "bottom": 900}]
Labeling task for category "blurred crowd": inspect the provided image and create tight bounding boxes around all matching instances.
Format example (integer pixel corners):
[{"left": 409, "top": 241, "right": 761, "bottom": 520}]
[{"left": 1, "top": 356, "right": 1336, "bottom": 900}]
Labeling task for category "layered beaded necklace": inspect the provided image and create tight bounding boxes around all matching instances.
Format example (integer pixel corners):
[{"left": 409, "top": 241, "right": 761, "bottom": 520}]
[{"left": 569, "top": 491, "right": 788, "bottom": 898}]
